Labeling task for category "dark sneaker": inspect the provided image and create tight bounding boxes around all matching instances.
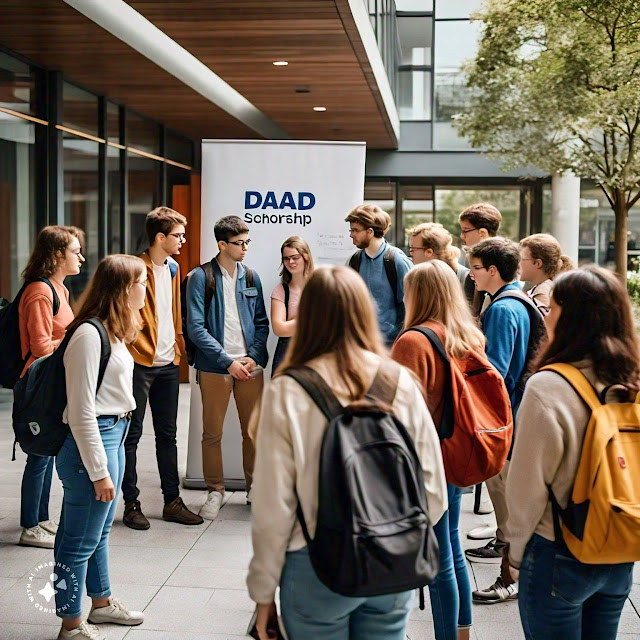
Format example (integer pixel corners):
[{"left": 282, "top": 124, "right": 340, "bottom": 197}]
[
  {"left": 123, "top": 501, "right": 150, "bottom": 530},
  {"left": 465, "top": 537, "right": 504, "bottom": 564},
  {"left": 472, "top": 576, "right": 518, "bottom": 604},
  {"left": 163, "top": 497, "right": 204, "bottom": 525}
]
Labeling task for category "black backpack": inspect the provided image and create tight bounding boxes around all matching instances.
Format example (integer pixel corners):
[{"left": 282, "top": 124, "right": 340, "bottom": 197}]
[
  {"left": 284, "top": 361, "right": 439, "bottom": 597},
  {"left": 12, "top": 318, "right": 111, "bottom": 459},
  {"left": 348, "top": 247, "right": 398, "bottom": 297},
  {"left": 180, "top": 261, "right": 254, "bottom": 366},
  {"left": 0, "top": 279, "right": 60, "bottom": 389}
]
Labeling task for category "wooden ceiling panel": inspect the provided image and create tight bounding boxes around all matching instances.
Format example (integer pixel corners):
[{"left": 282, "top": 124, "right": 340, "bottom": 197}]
[{"left": 0, "top": 0, "right": 397, "bottom": 148}]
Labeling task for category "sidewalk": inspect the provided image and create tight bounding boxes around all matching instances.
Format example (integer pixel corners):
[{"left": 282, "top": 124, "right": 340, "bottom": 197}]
[{"left": 1, "top": 386, "right": 638, "bottom": 640}]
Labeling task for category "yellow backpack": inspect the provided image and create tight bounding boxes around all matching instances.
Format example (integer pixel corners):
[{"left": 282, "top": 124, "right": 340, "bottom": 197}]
[{"left": 541, "top": 363, "right": 640, "bottom": 564}]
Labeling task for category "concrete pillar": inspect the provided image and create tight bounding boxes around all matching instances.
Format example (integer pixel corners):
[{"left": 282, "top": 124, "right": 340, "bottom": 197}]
[{"left": 551, "top": 172, "right": 580, "bottom": 264}]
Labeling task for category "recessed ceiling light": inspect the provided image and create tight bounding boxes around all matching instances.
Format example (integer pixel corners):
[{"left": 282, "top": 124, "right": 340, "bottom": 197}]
[
  {"left": 313, "top": 106, "right": 327, "bottom": 112},
  {"left": 273, "top": 61, "right": 289, "bottom": 66}
]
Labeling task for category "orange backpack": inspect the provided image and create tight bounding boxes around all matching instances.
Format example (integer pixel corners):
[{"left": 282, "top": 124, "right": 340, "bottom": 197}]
[
  {"left": 408, "top": 327, "right": 513, "bottom": 487},
  {"left": 541, "top": 363, "right": 640, "bottom": 564}
]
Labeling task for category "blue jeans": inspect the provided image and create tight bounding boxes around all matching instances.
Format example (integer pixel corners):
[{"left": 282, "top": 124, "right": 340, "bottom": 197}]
[
  {"left": 54, "top": 416, "right": 129, "bottom": 619},
  {"left": 280, "top": 547, "right": 414, "bottom": 640},
  {"left": 429, "top": 484, "right": 473, "bottom": 640},
  {"left": 518, "top": 534, "right": 633, "bottom": 640},
  {"left": 20, "top": 454, "right": 54, "bottom": 528}
]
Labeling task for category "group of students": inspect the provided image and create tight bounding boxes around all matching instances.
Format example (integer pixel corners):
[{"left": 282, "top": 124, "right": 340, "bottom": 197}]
[{"left": 8, "top": 200, "right": 638, "bottom": 640}]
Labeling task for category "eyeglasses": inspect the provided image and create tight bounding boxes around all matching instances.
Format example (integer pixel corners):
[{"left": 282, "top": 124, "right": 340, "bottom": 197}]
[
  {"left": 460, "top": 227, "right": 478, "bottom": 237},
  {"left": 135, "top": 279, "right": 148, "bottom": 286},
  {"left": 349, "top": 227, "right": 368, "bottom": 235},
  {"left": 228, "top": 240, "right": 251, "bottom": 248},
  {"left": 168, "top": 233, "right": 186, "bottom": 241},
  {"left": 408, "top": 246, "right": 426, "bottom": 253},
  {"left": 283, "top": 254, "right": 303, "bottom": 263}
]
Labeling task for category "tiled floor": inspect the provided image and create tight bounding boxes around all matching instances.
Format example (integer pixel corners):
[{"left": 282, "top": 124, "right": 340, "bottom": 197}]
[{"left": 1, "top": 386, "right": 638, "bottom": 640}]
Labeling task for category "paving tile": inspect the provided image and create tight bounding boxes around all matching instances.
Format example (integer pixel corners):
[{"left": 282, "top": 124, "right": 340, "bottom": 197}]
[
  {"left": 165, "top": 565, "right": 248, "bottom": 590},
  {"left": 0, "top": 622, "right": 61, "bottom": 639},
  {"left": 139, "top": 585, "right": 252, "bottom": 635},
  {"left": 108, "top": 517, "right": 210, "bottom": 549},
  {"left": 179, "top": 546, "right": 252, "bottom": 570},
  {"left": 0, "top": 576, "right": 18, "bottom": 597},
  {"left": 126, "top": 631, "right": 246, "bottom": 640},
  {"left": 0, "top": 543, "right": 50, "bottom": 578},
  {"left": 107, "top": 547, "right": 188, "bottom": 586}
]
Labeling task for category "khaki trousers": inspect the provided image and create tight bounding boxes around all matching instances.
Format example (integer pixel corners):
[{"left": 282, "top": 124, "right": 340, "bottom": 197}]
[
  {"left": 485, "top": 459, "right": 510, "bottom": 543},
  {"left": 199, "top": 370, "right": 264, "bottom": 494}
]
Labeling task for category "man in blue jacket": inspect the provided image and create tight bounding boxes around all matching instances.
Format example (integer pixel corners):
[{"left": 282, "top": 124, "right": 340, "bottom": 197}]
[
  {"left": 345, "top": 204, "right": 413, "bottom": 344},
  {"left": 465, "top": 236, "right": 531, "bottom": 603},
  {"left": 186, "top": 216, "right": 269, "bottom": 521}
]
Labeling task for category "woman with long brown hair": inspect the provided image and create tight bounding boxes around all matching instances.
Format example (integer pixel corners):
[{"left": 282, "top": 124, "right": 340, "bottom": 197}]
[
  {"left": 505, "top": 266, "right": 639, "bottom": 640},
  {"left": 392, "top": 260, "right": 486, "bottom": 640},
  {"left": 519, "top": 233, "right": 573, "bottom": 315},
  {"left": 17, "top": 225, "right": 85, "bottom": 549},
  {"left": 54, "top": 255, "right": 147, "bottom": 640},
  {"left": 247, "top": 266, "right": 446, "bottom": 640},
  {"left": 270, "top": 236, "right": 314, "bottom": 374}
]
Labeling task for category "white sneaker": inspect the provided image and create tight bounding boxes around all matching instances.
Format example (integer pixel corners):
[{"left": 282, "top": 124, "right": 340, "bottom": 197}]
[
  {"left": 467, "top": 524, "right": 497, "bottom": 540},
  {"left": 58, "top": 621, "right": 106, "bottom": 639},
  {"left": 19, "top": 525, "right": 55, "bottom": 549},
  {"left": 39, "top": 518, "right": 59, "bottom": 535},
  {"left": 88, "top": 596, "right": 144, "bottom": 626},
  {"left": 199, "top": 491, "right": 223, "bottom": 520}
]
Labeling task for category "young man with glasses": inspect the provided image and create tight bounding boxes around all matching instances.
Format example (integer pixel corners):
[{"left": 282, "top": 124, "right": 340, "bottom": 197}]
[
  {"left": 186, "top": 215, "right": 269, "bottom": 520},
  {"left": 123, "top": 206, "right": 203, "bottom": 530},
  {"left": 458, "top": 203, "right": 502, "bottom": 316},
  {"left": 345, "top": 204, "right": 413, "bottom": 345}
]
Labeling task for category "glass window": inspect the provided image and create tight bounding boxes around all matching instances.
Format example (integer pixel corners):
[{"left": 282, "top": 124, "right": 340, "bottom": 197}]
[
  {"left": 166, "top": 130, "right": 193, "bottom": 167},
  {"left": 398, "top": 70, "right": 432, "bottom": 120},
  {"left": 63, "top": 133, "right": 99, "bottom": 299},
  {"left": 127, "top": 110, "right": 160, "bottom": 156},
  {"left": 0, "top": 111, "right": 37, "bottom": 299},
  {"left": 398, "top": 16, "right": 432, "bottom": 66},
  {"left": 364, "top": 180, "right": 397, "bottom": 245},
  {"left": 400, "top": 185, "right": 434, "bottom": 253},
  {"left": 434, "top": 187, "right": 521, "bottom": 243},
  {"left": 436, "top": 0, "right": 483, "bottom": 19},
  {"left": 396, "top": 0, "right": 434, "bottom": 10},
  {"left": 106, "top": 101, "right": 120, "bottom": 146},
  {"left": 0, "top": 52, "right": 37, "bottom": 117},
  {"left": 433, "top": 19, "right": 481, "bottom": 149},
  {"left": 108, "top": 145, "right": 121, "bottom": 254},
  {"left": 62, "top": 82, "right": 99, "bottom": 137},
  {"left": 127, "top": 152, "right": 162, "bottom": 255}
]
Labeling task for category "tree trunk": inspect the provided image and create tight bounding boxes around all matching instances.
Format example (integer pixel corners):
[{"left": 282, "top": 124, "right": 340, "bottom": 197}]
[{"left": 613, "top": 194, "right": 629, "bottom": 278}]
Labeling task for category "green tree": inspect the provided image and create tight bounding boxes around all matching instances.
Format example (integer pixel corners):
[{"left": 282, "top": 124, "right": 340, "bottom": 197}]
[{"left": 457, "top": 0, "right": 640, "bottom": 275}]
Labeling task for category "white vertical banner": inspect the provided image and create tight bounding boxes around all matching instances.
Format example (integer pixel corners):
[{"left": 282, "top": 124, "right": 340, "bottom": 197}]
[{"left": 184, "top": 140, "right": 366, "bottom": 490}]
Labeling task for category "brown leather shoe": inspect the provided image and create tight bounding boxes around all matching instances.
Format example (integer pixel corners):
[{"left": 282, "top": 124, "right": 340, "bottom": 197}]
[
  {"left": 162, "top": 497, "right": 204, "bottom": 525},
  {"left": 123, "top": 501, "right": 150, "bottom": 530}
]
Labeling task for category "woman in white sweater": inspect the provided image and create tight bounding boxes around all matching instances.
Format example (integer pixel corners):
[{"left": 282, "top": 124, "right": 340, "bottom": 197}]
[
  {"left": 55, "top": 255, "right": 147, "bottom": 640},
  {"left": 505, "top": 266, "right": 638, "bottom": 640},
  {"left": 247, "top": 266, "right": 447, "bottom": 640}
]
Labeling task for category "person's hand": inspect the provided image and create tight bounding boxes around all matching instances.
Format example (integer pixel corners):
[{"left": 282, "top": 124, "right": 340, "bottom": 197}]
[
  {"left": 93, "top": 476, "right": 115, "bottom": 502},
  {"left": 228, "top": 360, "right": 251, "bottom": 380},
  {"left": 242, "top": 357, "right": 257, "bottom": 373},
  {"left": 256, "top": 601, "right": 279, "bottom": 640}
]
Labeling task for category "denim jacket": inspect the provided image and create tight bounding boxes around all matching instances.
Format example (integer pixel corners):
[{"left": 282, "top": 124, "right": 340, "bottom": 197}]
[{"left": 186, "top": 260, "right": 269, "bottom": 374}]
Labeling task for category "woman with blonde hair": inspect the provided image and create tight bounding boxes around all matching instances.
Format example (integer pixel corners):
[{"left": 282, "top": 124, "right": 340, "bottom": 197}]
[
  {"left": 519, "top": 233, "right": 573, "bottom": 316},
  {"left": 270, "top": 236, "right": 314, "bottom": 374},
  {"left": 392, "top": 259, "right": 487, "bottom": 640},
  {"left": 16, "top": 225, "right": 85, "bottom": 549},
  {"left": 55, "top": 255, "right": 147, "bottom": 640},
  {"left": 409, "top": 222, "right": 469, "bottom": 285},
  {"left": 248, "top": 265, "right": 446, "bottom": 640}
]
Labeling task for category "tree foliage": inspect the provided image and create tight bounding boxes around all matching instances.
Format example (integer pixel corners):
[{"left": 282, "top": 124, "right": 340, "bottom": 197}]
[{"left": 457, "top": 0, "right": 640, "bottom": 273}]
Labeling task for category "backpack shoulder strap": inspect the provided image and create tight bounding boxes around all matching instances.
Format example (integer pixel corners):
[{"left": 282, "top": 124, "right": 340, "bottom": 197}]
[
  {"left": 283, "top": 282, "right": 290, "bottom": 320},
  {"left": 201, "top": 261, "right": 216, "bottom": 327},
  {"left": 491, "top": 289, "right": 544, "bottom": 322},
  {"left": 80, "top": 318, "right": 112, "bottom": 392},
  {"left": 35, "top": 278, "right": 60, "bottom": 316},
  {"left": 348, "top": 250, "right": 363, "bottom": 272},
  {"left": 540, "top": 363, "right": 602, "bottom": 411},
  {"left": 383, "top": 247, "right": 398, "bottom": 297},
  {"left": 366, "top": 360, "right": 400, "bottom": 408},
  {"left": 245, "top": 267, "right": 255, "bottom": 288},
  {"left": 283, "top": 366, "right": 344, "bottom": 421},
  {"left": 407, "top": 326, "right": 449, "bottom": 363}
]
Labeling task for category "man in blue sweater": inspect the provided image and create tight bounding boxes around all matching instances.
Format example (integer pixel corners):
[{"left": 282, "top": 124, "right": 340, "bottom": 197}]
[
  {"left": 345, "top": 204, "right": 413, "bottom": 344},
  {"left": 465, "top": 237, "right": 530, "bottom": 604}
]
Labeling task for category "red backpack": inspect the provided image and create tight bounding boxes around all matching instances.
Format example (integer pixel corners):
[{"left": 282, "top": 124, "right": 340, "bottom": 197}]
[{"left": 408, "top": 327, "right": 513, "bottom": 487}]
